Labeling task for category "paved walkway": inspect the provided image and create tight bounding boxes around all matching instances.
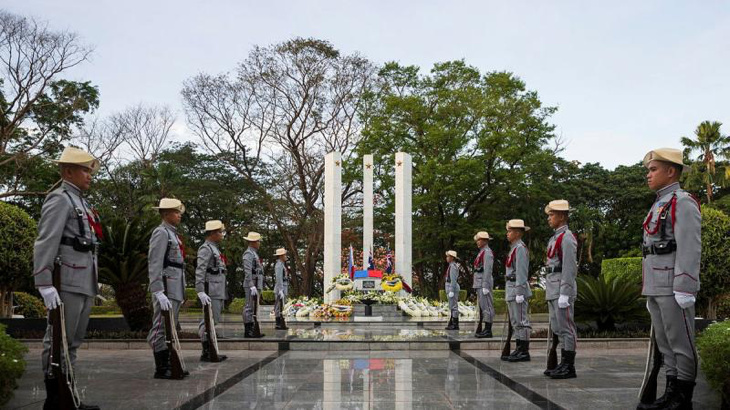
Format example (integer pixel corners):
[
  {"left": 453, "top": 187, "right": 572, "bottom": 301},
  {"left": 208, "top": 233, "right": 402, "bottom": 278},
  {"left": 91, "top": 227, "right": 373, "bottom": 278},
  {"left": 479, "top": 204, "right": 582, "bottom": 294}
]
[{"left": 7, "top": 348, "right": 721, "bottom": 409}]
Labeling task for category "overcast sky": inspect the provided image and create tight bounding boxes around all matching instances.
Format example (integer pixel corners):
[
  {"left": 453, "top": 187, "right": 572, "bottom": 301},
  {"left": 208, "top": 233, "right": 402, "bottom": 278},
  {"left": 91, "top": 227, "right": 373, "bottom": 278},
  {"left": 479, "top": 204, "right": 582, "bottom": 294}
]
[{"left": 5, "top": 0, "right": 729, "bottom": 169}]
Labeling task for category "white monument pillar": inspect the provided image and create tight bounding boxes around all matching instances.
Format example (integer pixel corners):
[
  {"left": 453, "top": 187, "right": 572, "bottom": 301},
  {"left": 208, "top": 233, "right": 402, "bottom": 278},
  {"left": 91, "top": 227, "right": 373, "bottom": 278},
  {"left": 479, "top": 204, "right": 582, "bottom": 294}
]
[
  {"left": 363, "top": 154, "right": 374, "bottom": 269},
  {"left": 324, "top": 152, "right": 342, "bottom": 303},
  {"left": 394, "top": 152, "right": 412, "bottom": 290}
]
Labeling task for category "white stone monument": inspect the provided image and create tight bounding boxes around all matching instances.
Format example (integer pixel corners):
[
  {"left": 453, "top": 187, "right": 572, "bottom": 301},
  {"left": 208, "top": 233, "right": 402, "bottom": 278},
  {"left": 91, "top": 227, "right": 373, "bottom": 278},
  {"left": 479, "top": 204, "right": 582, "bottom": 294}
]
[
  {"left": 363, "top": 154, "right": 374, "bottom": 269},
  {"left": 323, "top": 152, "right": 342, "bottom": 303},
  {"left": 394, "top": 152, "right": 412, "bottom": 290}
]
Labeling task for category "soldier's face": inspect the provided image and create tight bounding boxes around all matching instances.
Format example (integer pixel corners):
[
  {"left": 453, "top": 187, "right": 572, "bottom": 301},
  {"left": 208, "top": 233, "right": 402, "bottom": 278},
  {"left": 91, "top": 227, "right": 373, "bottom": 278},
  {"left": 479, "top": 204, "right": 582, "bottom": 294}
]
[
  {"left": 63, "top": 165, "right": 93, "bottom": 191},
  {"left": 250, "top": 241, "right": 260, "bottom": 249},
  {"left": 280, "top": 255, "right": 287, "bottom": 262},
  {"left": 209, "top": 230, "right": 224, "bottom": 243},
  {"left": 166, "top": 210, "right": 182, "bottom": 226},
  {"left": 476, "top": 239, "right": 486, "bottom": 248},
  {"left": 547, "top": 211, "right": 567, "bottom": 229},
  {"left": 446, "top": 255, "right": 454, "bottom": 263},
  {"left": 506, "top": 229, "right": 522, "bottom": 243},
  {"left": 646, "top": 160, "right": 678, "bottom": 191}
]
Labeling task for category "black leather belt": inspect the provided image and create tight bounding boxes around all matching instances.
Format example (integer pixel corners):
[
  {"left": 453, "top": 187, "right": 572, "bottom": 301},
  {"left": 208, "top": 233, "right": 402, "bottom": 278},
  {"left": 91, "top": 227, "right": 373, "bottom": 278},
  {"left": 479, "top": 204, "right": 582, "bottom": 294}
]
[
  {"left": 545, "top": 266, "right": 562, "bottom": 273},
  {"left": 60, "top": 236, "right": 96, "bottom": 254},
  {"left": 164, "top": 260, "right": 184, "bottom": 269},
  {"left": 506, "top": 274, "right": 516, "bottom": 282},
  {"left": 643, "top": 241, "right": 677, "bottom": 257}
]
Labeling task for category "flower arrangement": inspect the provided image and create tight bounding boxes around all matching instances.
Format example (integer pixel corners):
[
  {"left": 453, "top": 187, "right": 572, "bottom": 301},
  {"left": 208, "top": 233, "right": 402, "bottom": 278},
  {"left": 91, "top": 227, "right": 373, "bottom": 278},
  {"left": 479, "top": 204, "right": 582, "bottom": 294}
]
[
  {"left": 380, "top": 273, "right": 412, "bottom": 293},
  {"left": 325, "top": 273, "right": 354, "bottom": 293}
]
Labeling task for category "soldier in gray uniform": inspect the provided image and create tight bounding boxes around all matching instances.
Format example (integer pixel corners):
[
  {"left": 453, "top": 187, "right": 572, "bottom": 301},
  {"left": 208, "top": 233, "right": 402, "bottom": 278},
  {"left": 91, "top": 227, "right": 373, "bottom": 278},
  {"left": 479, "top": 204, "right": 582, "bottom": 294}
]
[
  {"left": 34, "top": 147, "right": 101, "bottom": 410},
  {"left": 242, "top": 232, "right": 265, "bottom": 338},
  {"left": 147, "top": 198, "right": 187, "bottom": 379},
  {"left": 273, "top": 248, "right": 290, "bottom": 330},
  {"left": 473, "top": 231, "right": 495, "bottom": 338},
  {"left": 444, "top": 250, "right": 460, "bottom": 330},
  {"left": 542, "top": 200, "right": 578, "bottom": 379},
  {"left": 196, "top": 220, "right": 228, "bottom": 362},
  {"left": 638, "top": 148, "right": 701, "bottom": 410},
  {"left": 503, "top": 219, "right": 532, "bottom": 362}
]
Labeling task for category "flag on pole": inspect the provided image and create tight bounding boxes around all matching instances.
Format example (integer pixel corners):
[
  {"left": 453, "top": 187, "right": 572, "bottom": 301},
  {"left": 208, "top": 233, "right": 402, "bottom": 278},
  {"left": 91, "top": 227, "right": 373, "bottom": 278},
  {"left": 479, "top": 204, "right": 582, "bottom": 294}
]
[
  {"left": 368, "top": 246, "right": 375, "bottom": 270},
  {"left": 385, "top": 245, "right": 393, "bottom": 274},
  {"left": 348, "top": 244, "right": 355, "bottom": 280}
]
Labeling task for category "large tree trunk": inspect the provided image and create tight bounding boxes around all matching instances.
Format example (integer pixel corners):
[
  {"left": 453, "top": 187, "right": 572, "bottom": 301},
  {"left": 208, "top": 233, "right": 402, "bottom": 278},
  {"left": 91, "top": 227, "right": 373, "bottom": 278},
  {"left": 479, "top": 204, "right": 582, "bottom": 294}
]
[
  {"left": 114, "top": 282, "right": 152, "bottom": 332},
  {"left": 0, "top": 289, "right": 13, "bottom": 318}
]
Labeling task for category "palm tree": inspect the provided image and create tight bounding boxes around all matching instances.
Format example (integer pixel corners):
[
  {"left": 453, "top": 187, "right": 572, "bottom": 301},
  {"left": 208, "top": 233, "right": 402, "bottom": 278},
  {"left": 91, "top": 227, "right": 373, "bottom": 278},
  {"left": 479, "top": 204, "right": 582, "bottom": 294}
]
[{"left": 681, "top": 121, "right": 730, "bottom": 203}]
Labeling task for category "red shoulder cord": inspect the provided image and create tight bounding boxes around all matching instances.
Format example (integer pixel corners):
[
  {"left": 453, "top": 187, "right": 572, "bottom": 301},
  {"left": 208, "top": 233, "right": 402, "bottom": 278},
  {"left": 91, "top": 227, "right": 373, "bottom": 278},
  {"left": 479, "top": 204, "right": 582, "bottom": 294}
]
[
  {"left": 86, "top": 208, "right": 103, "bottom": 240},
  {"left": 220, "top": 253, "right": 228, "bottom": 265},
  {"left": 505, "top": 247, "right": 517, "bottom": 268},
  {"left": 176, "top": 234, "right": 186, "bottom": 258},
  {"left": 643, "top": 196, "right": 677, "bottom": 235},
  {"left": 473, "top": 249, "right": 485, "bottom": 268}
]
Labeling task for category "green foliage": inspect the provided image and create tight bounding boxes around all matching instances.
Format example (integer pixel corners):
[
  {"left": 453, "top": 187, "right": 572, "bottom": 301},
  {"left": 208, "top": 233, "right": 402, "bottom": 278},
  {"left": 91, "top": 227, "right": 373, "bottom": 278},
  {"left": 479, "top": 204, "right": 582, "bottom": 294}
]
[
  {"left": 97, "top": 216, "right": 157, "bottom": 331},
  {"left": 718, "top": 294, "right": 730, "bottom": 320},
  {"left": 490, "top": 288, "right": 548, "bottom": 314},
  {"left": 697, "top": 320, "right": 730, "bottom": 404},
  {"left": 261, "top": 290, "right": 275, "bottom": 305},
  {"left": 0, "top": 202, "right": 37, "bottom": 290},
  {"left": 438, "top": 290, "right": 467, "bottom": 302},
  {"left": 226, "top": 297, "right": 245, "bottom": 313},
  {"left": 699, "top": 207, "right": 730, "bottom": 319},
  {"left": 0, "top": 324, "right": 27, "bottom": 406},
  {"left": 185, "top": 288, "right": 200, "bottom": 307},
  {"left": 12, "top": 292, "right": 45, "bottom": 319},
  {"left": 681, "top": 120, "right": 729, "bottom": 203},
  {"left": 601, "top": 257, "right": 642, "bottom": 285},
  {"left": 575, "top": 275, "right": 647, "bottom": 331}
]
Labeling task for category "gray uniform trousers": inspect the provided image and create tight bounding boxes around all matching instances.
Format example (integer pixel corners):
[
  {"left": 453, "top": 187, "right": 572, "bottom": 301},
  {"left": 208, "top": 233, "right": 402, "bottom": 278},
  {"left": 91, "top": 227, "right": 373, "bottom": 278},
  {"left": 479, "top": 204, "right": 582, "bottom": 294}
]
[
  {"left": 41, "top": 291, "right": 94, "bottom": 374},
  {"left": 647, "top": 296, "right": 697, "bottom": 381},
  {"left": 243, "top": 287, "right": 258, "bottom": 324},
  {"left": 548, "top": 297, "right": 577, "bottom": 351},
  {"left": 198, "top": 299, "right": 224, "bottom": 341},
  {"left": 448, "top": 294, "right": 459, "bottom": 319},
  {"left": 477, "top": 291, "right": 495, "bottom": 323},
  {"left": 508, "top": 299, "right": 531, "bottom": 341},
  {"left": 274, "top": 285, "right": 288, "bottom": 318},
  {"left": 147, "top": 298, "right": 182, "bottom": 352}
]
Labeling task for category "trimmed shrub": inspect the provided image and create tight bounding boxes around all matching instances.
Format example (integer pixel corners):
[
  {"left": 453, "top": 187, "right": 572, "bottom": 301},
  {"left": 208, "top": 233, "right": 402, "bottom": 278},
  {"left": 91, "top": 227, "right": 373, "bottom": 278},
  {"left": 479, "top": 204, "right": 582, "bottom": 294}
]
[
  {"left": 699, "top": 207, "right": 730, "bottom": 319},
  {"left": 262, "top": 290, "right": 275, "bottom": 305},
  {"left": 491, "top": 288, "right": 548, "bottom": 315},
  {"left": 0, "top": 323, "right": 27, "bottom": 406},
  {"left": 438, "top": 290, "right": 467, "bottom": 302},
  {"left": 12, "top": 292, "right": 45, "bottom": 319},
  {"left": 601, "top": 257, "right": 642, "bottom": 285},
  {"left": 226, "top": 297, "right": 245, "bottom": 313},
  {"left": 697, "top": 320, "right": 730, "bottom": 407},
  {"left": 184, "top": 288, "right": 201, "bottom": 308},
  {"left": 0, "top": 202, "right": 37, "bottom": 318},
  {"left": 717, "top": 293, "right": 730, "bottom": 320}
]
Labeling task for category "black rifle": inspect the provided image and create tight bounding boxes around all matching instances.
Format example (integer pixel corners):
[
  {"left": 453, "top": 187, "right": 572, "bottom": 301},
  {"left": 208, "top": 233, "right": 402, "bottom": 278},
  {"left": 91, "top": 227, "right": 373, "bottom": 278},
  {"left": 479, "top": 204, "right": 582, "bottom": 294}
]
[
  {"left": 252, "top": 287, "right": 263, "bottom": 338},
  {"left": 203, "top": 282, "right": 221, "bottom": 362},
  {"left": 500, "top": 306, "right": 513, "bottom": 359},
  {"left": 50, "top": 258, "right": 80, "bottom": 409},
  {"left": 162, "top": 276, "right": 186, "bottom": 379},
  {"left": 546, "top": 316, "right": 559, "bottom": 372},
  {"left": 638, "top": 327, "right": 663, "bottom": 404}
]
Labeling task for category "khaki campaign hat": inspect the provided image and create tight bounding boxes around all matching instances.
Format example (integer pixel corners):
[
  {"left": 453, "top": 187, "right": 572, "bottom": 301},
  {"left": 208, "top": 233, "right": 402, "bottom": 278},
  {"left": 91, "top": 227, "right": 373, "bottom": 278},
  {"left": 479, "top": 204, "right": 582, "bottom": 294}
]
[
  {"left": 643, "top": 148, "right": 690, "bottom": 173},
  {"left": 274, "top": 248, "right": 287, "bottom": 256},
  {"left": 243, "top": 232, "right": 261, "bottom": 242},
  {"left": 205, "top": 220, "right": 225, "bottom": 232},
  {"left": 545, "top": 199, "right": 572, "bottom": 214},
  {"left": 445, "top": 250, "right": 458, "bottom": 258},
  {"left": 54, "top": 146, "right": 101, "bottom": 174},
  {"left": 153, "top": 198, "right": 185, "bottom": 214},
  {"left": 473, "top": 231, "right": 491, "bottom": 241},
  {"left": 506, "top": 219, "right": 531, "bottom": 232}
]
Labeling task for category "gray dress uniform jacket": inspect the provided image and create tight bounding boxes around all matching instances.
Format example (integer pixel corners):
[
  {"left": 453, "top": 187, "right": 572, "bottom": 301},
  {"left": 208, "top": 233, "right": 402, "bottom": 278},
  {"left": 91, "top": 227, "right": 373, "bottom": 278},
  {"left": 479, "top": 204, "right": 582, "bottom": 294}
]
[
  {"left": 445, "top": 261, "right": 460, "bottom": 294},
  {"left": 642, "top": 182, "right": 701, "bottom": 296},
  {"left": 274, "top": 260, "right": 289, "bottom": 295},
  {"left": 544, "top": 225, "right": 578, "bottom": 301},
  {"left": 148, "top": 222, "right": 186, "bottom": 302},
  {"left": 505, "top": 240, "right": 531, "bottom": 301},
  {"left": 242, "top": 247, "right": 264, "bottom": 290},
  {"left": 472, "top": 246, "right": 494, "bottom": 292},
  {"left": 33, "top": 181, "right": 99, "bottom": 297},
  {"left": 195, "top": 240, "right": 227, "bottom": 300}
]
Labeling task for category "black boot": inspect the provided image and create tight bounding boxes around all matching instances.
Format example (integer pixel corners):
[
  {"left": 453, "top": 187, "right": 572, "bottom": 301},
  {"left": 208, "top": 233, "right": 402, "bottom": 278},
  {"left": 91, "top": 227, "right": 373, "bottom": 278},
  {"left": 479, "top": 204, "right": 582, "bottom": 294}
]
[
  {"left": 275, "top": 317, "right": 286, "bottom": 330},
  {"left": 544, "top": 349, "right": 564, "bottom": 377},
  {"left": 201, "top": 341, "right": 211, "bottom": 362},
  {"left": 280, "top": 316, "right": 289, "bottom": 330},
  {"left": 664, "top": 379, "right": 695, "bottom": 410},
  {"left": 445, "top": 317, "right": 454, "bottom": 330},
  {"left": 244, "top": 322, "right": 254, "bottom": 338},
  {"left": 507, "top": 340, "right": 531, "bottom": 362},
  {"left": 153, "top": 350, "right": 174, "bottom": 379},
  {"left": 78, "top": 403, "right": 101, "bottom": 410},
  {"left": 43, "top": 378, "right": 58, "bottom": 410},
  {"left": 550, "top": 350, "right": 576, "bottom": 379},
  {"left": 637, "top": 375, "right": 678, "bottom": 409},
  {"left": 251, "top": 321, "right": 265, "bottom": 338},
  {"left": 476, "top": 322, "right": 493, "bottom": 339},
  {"left": 452, "top": 317, "right": 460, "bottom": 330}
]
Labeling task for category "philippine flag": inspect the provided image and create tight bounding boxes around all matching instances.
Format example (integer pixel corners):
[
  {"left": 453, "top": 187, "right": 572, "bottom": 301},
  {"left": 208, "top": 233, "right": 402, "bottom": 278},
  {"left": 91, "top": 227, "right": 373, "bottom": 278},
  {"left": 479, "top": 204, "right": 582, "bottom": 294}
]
[
  {"left": 348, "top": 244, "right": 355, "bottom": 280},
  {"left": 385, "top": 246, "right": 393, "bottom": 274},
  {"left": 368, "top": 247, "right": 375, "bottom": 270}
]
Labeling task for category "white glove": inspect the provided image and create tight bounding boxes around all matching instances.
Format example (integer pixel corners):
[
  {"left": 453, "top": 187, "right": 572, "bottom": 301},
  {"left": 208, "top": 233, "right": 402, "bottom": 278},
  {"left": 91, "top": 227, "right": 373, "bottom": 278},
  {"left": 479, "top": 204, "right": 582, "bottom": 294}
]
[
  {"left": 198, "top": 292, "right": 211, "bottom": 306},
  {"left": 482, "top": 288, "right": 489, "bottom": 295},
  {"left": 674, "top": 292, "right": 695, "bottom": 309},
  {"left": 38, "top": 286, "right": 61, "bottom": 310},
  {"left": 154, "top": 291, "right": 172, "bottom": 311},
  {"left": 558, "top": 295, "right": 570, "bottom": 309},
  {"left": 515, "top": 295, "right": 524, "bottom": 304},
  {"left": 448, "top": 292, "right": 454, "bottom": 299},
  {"left": 250, "top": 287, "right": 258, "bottom": 297}
]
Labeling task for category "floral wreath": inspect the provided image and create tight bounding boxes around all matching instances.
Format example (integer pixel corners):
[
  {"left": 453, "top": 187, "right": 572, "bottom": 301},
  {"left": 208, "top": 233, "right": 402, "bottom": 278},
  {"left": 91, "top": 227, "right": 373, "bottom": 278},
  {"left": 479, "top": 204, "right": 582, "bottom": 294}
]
[
  {"left": 381, "top": 273, "right": 412, "bottom": 293},
  {"left": 326, "top": 273, "right": 354, "bottom": 293}
]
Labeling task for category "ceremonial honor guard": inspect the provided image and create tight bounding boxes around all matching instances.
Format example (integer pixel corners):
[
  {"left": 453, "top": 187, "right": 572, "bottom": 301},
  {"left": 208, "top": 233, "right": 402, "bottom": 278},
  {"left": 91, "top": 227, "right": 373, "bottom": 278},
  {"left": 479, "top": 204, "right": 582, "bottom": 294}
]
[
  {"left": 242, "top": 232, "right": 265, "bottom": 338},
  {"left": 444, "top": 250, "right": 460, "bottom": 330},
  {"left": 34, "top": 147, "right": 101, "bottom": 410},
  {"left": 273, "top": 248, "right": 290, "bottom": 330},
  {"left": 473, "top": 231, "right": 495, "bottom": 338},
  {"left": 638, "top": 148, "right": 701, "bottom": 410},
  {"left": 147, "top": 198, "right": 188, "bottom": 379},
  {"left": 503, "top": 219, "right": 532, "bottom": 362},
  {"left": 195, "top": 220, "right": 228, "bottom": 362},
  {"left": 543, "top": 200, "right": 578, "bottom": 379}
]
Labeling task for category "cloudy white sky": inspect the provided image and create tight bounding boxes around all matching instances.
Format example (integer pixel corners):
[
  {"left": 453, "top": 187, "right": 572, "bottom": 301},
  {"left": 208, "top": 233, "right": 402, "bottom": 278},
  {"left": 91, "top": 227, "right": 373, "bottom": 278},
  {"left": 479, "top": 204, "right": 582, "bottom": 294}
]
[{"left": 5, "top": 0, "right": 729, "bottom": 169}]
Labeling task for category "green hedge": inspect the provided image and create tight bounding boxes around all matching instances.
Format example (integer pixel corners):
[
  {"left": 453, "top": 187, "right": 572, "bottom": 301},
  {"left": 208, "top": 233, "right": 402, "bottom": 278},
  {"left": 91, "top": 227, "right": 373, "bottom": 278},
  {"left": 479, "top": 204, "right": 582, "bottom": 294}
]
[
  {"left": 184, "top": 288, "right": 200, "bottom": 308},
  {"left": 697, "top": 320, "right": 730, "bottom": 405},
  {"left": 491, "top": 288, "right": 548, "bottom": 315},
  {"left": 261, "top": 291, "right": 275, "bottom": 305},
  {"left": 0, "top": 324, "right": 27, "bottom": 406},
  {"left": 601, "top": 257, "right": 642, "bottom": 285},
  {"left": 13, "top": 292, "right": 45, "bottom": 319},
  {"left": 226, "top": 297, "right": 245, "bottom": 313},
  {"left": 439, "top": 290, "right": 467, "bottom": 302}
]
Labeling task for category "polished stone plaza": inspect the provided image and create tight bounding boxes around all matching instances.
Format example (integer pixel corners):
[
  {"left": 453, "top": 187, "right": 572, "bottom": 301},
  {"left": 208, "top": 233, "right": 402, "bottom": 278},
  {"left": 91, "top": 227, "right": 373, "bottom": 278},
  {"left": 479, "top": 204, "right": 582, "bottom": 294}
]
[{"left": 7, "top": 347, "right": 721, "bottom": 409}]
